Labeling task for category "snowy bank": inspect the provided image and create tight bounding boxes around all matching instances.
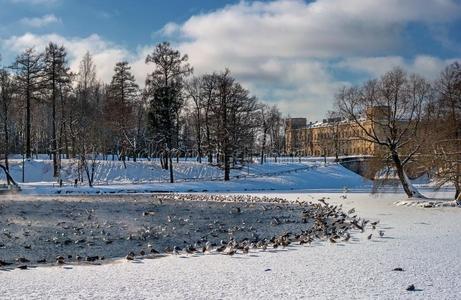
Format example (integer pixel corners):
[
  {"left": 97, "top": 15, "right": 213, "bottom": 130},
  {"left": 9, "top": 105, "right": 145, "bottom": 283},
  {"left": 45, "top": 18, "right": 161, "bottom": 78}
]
[
  {"left": 6, "top": 159, "right": 322, "bottom": 184},
  {"left": 16, "top": 163, "right": 371, "bottom": 195}
]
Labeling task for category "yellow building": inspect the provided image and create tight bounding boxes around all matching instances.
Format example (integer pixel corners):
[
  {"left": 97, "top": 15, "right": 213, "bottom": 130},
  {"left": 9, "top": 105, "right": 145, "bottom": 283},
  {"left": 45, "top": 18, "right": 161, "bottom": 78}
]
[{"left": 285, "top": 108, "right": 386, "bottom": 157}]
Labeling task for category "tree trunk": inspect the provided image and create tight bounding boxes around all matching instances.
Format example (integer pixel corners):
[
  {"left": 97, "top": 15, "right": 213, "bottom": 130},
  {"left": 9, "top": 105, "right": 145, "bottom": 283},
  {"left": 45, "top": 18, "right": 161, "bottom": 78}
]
[
  {"left": 26, "top": 83, "right": 31, "bottom": 158},
  {"left": 90, "top": 158, "right": 95, "bottom": 186},
  {"left": 391, "top": 150, "right": 424, "bottom": 198},
  {"left": 52, "top": 70, "right": 59, "bottom": 178},
  {"left": 2, "top": 98, "right": 9, "bottom": 172},
  {"left": 224, "top": 151, "right": 230, "bottom": 181},
  {"left": 197, "top": 147, "right": 202, "bottom": 163},
  {"left": 60, "top": 90, "right": 70, "bottom": 159},
  {"left": 196, "top": 107, "right": 202, "bottom": 163},
  {"left": 164, "top": 153, "right": 169, "bottom": 170},
  {"left": 64, "top": 121, "right": 69, "bottom": 159},
  {"left": 121, "top": 151, "right": 127, "bottom": 169},
  {"left": 454, "top": 182, "right": 460, "bottom": 201},
  {"left": 169, "top": 153, "right": 174, "bottom": 183},
  {"left": 205, "top": 112, "right": 212, "bottom": 163},
  {"left": 3, "top": 129, "right": 9, "bottom": 172},
  {"left": 83, "top": 158, "right": 93, "bottom": 187},
  {"left": 261, "top": 128, "right": 267, "bottom": 165},
  {"left": 391, "top": 151, "right": 412, "bottom": 197}
]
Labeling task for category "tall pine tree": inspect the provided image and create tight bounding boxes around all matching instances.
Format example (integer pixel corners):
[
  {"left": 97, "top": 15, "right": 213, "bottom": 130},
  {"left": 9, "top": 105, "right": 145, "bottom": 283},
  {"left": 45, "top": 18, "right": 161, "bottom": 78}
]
[
  {"left": 12, "top": 48, "right": 43, "bottom": 159},
  {"left": 105, "top": 61, "right": 139, "bottom": 165},
  {"left": 145, "top": 42, "right": 192, "bottom": 182},
  {"left": 43, "top": 42, "right": 70, "bottom": 178}
]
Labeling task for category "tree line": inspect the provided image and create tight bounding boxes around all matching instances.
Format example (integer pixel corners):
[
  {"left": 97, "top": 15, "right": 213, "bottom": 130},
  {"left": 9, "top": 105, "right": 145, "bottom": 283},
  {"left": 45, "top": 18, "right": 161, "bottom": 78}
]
[
  {"left": 1, "top": 41, "right": 458, "bottom": 199},
  {"left": 0, "top": 42, "right": 284, "bottom": 185}
]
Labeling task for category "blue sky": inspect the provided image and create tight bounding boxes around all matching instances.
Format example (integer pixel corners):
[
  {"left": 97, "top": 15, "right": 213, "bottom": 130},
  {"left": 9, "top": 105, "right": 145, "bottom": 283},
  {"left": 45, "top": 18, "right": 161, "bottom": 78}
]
[
  {"left": 0, "top": 1, "right": 236, "bottom": 49},
  {"left": 1, "top": 0, "right": 460, "bottom": 120}
]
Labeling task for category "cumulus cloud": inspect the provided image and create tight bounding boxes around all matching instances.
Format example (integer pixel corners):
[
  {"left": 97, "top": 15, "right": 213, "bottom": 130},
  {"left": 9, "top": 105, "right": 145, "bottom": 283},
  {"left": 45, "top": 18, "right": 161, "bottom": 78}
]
[
  {"left": 338, "top": 55, "right": 460, "bottom": 79},
  {"left": 170, "top": 0, "right": 459, "bottom": 61},
  {"left": 3, "top": 33, "right": 130, "bottom": 82},
  {"left": 2, "top": 0, "right": 461, "bottom": 120},
  {"left": 161, "top": 0, "right": 461, "bottom": 119},
  {"left": 8, "top": 0, "right": 59, "bottom": 5},
  {"left": 160, "top": 22, "right": 181, "bottom": 36},
  {"left": 20, "top": 14, "right": 61, "bottom": 28}
]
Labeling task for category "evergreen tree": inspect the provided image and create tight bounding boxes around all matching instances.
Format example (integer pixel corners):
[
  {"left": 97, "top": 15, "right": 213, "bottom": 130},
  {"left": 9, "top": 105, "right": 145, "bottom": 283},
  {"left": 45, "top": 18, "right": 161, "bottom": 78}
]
[
  {"left": 105, "top": 61, "right": 139, "bottom": 164},
  {"left": 145, "top": 42, "right": 192, "bottom": 182},
  {"left": 43, "top": 42, "right": 70, "bottom": 178},
  {"left": 11, "top": 48, "right": 43, "bottom": 159}
]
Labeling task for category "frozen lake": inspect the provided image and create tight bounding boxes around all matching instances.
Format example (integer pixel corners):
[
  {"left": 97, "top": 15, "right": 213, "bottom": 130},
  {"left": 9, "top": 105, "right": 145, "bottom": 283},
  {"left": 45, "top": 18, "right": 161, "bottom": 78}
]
[
  {"left": 1, "top": 192, "right": 460, "bottom": 299},
  {"left": 0, "top": 193, "right": 359, "bottom": 265}
]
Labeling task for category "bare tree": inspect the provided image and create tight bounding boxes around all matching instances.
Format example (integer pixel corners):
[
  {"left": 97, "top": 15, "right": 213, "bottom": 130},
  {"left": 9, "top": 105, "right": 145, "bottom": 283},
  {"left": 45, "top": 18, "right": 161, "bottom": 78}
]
[
  {"left": 427, "top": 62, "right": 461, "bottom": 200},
  {"left": 267, "top": 105, "right": 283, "bottom": 160},
  {"left": 201, "top": 74, "right": 218, "bottom": 163},
  {"left": 336, "top": 68, "right": 430, "bottom": 198},
  {"left": 325, "top": 111, "right": 343, "bottom": 161},
  {"left": 211, "top": 69, "right": 258, "bottom": 180},
  {"left": 185, "top": 76, "right": 204, "bottom": 163},
  {"left": 80, "top": 143, "right": 97, "bottom": 187},
  {"left": 75, "top": 52, "right": 99, "bottom": 130},
  {"left": 0, "top": 65, "right": 14, "bottom": 171},
  {"left": 258, "top": 104, "right": 271, "bottom": 164}
]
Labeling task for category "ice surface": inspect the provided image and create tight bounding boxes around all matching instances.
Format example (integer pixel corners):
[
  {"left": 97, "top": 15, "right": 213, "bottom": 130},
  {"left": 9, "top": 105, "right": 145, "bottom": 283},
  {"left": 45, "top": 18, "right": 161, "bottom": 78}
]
[{"left": 1, "top": 192, "right": 460, "bottom": 299}]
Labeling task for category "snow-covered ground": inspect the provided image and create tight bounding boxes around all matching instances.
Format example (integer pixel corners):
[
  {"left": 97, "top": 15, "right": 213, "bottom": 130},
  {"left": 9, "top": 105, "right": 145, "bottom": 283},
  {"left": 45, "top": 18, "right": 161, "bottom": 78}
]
[
  {"left": 3, "top": 159, "right": 371, "bottom": 195},
  {"left": 1, "top": 192, "right": 460, "bottom": 299},
  {"left": 6, "top": 158, "right": 323, "bottom": 184},
  {"left": 1, "top": 157, "right": 459, "bottom": 299},
  {"left": 22, "top": 165, "right": 370, "bottom": 195}
]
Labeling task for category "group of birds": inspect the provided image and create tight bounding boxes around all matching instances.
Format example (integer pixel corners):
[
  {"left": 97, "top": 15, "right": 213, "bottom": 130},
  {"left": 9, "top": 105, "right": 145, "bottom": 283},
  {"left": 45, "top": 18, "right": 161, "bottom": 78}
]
[
  {"left": 123, "top": 195, "right": 383, "bottom": 260},
  {"left": 0, "top": 193, "right": 382, "bottom": 269}
]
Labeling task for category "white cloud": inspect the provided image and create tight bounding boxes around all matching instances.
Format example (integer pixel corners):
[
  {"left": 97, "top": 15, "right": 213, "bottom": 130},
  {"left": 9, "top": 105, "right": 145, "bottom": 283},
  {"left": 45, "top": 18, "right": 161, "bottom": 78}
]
[
  {"left": 170, "top": 0, "right": 460, "bottom": 61},
  {"left": 2, "top": 0, "right": 461, "bottom": 120},
  {"left": 161, "top": 0, "right": 461, "bottom": 119},
  {"left": 20, "top": 14, "right": 61, "bottom": 28},
  {"left": 160, "top": 22, "right": 181, "bottom": 36},
  {"left": 9, "top": 0, "right": 59, "bottom": 5},
  {"left": 411, "top": 55, "right": 459, "bottom": 79},
  {"left": 338, "top": 56, "right": 406, "bottom": 78},
  {"left": 338, "top": 55, "right": 460, "bottom": 79},
  {"left": 2, "top": 33, "right": 130, "bottom": 83}
]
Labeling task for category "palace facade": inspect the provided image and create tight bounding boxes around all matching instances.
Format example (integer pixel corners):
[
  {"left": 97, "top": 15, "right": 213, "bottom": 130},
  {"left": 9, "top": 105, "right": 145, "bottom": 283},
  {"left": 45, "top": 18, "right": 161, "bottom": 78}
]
[{"left": 285, "top": 107, "right": 387, "bottom": 157}]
